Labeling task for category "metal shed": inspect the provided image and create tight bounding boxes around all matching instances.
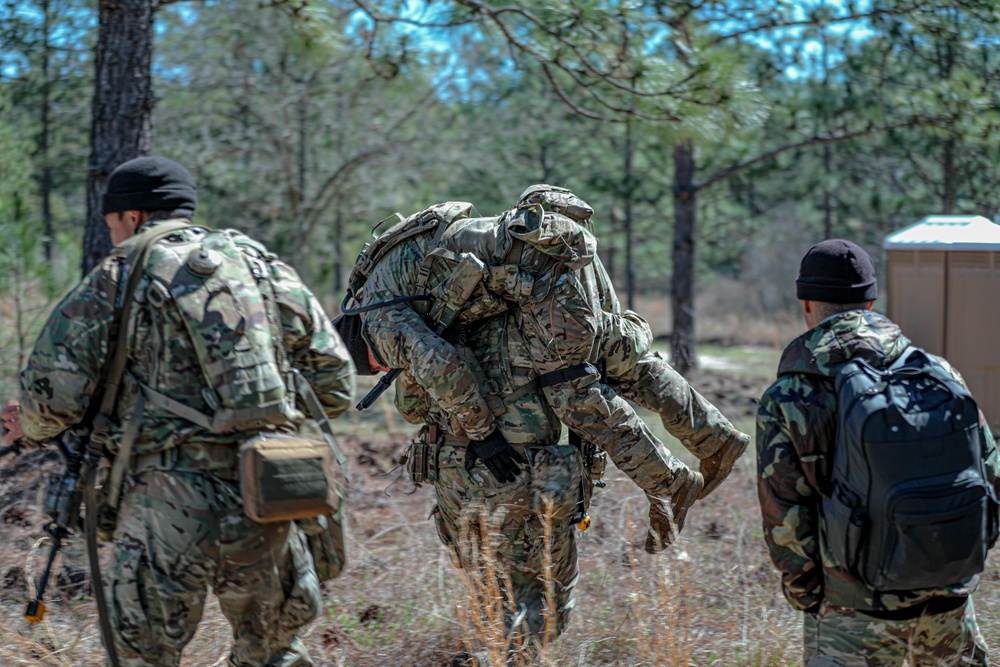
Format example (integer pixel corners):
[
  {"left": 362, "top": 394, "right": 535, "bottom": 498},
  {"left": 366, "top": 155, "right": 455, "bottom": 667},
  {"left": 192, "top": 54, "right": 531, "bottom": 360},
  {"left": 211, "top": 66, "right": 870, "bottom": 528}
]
[{"left": 884, "top": 215, "right": 1000, "bottom": 431}]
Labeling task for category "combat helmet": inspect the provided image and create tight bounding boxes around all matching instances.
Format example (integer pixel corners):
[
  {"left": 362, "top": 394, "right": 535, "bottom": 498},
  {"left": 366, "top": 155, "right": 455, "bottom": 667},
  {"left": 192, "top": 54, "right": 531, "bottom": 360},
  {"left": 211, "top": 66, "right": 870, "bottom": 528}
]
[{"left": 516, "top": 184, "right": 595, "bottom": 226}]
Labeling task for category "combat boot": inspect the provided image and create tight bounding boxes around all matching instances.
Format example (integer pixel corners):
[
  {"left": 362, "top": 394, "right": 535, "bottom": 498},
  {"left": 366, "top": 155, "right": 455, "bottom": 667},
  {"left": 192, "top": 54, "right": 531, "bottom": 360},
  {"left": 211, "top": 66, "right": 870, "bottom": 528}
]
[
  {"left": 669, "top": 466, "right": 704, "bottom": 536},
  {"left": 644, "top": 467, "right": 704, "bottom": 553},
  {"left": 698, "top": 432, "right": 750, "bottom": 499}
]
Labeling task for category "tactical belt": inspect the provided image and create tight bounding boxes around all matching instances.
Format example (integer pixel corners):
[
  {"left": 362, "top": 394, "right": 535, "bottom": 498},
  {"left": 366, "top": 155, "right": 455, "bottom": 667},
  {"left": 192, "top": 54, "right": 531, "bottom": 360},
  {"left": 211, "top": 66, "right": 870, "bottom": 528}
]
[
  {"left": 132, "top": 443, "right": 240, "bottom": 481},
  {"left": 487, "top": 362, "right": 598, "bottom": 416},
  {"left": 433, "top": 430, "right": 557, "bottom": 450}
]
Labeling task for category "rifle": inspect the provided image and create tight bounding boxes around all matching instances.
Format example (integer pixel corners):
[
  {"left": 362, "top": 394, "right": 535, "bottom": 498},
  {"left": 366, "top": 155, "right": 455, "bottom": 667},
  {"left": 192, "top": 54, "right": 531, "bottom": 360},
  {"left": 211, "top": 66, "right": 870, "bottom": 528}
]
[
  {"left": 356, "top": 368, "right": 402, "bottom": 411},
  {"left": 23, "top": 431, "right": 96, "bottom": 624}
]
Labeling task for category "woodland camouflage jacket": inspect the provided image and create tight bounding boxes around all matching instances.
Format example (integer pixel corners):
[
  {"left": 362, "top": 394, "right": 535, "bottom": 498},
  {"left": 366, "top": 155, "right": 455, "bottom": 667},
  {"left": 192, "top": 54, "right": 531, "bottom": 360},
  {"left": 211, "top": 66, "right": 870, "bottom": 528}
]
[
  {"left": 756, "top": 309, "right": 1000, "bottom": 613},
  {"left": 20, "top": 219, "right": 355, "bottom": 459}
]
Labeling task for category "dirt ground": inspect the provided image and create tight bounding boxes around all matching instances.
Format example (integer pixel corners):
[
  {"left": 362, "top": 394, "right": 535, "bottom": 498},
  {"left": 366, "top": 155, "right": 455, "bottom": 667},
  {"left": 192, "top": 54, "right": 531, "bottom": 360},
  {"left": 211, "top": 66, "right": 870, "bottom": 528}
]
[{"left": 1, "top": 357, "right": 998, "bottom": 666}]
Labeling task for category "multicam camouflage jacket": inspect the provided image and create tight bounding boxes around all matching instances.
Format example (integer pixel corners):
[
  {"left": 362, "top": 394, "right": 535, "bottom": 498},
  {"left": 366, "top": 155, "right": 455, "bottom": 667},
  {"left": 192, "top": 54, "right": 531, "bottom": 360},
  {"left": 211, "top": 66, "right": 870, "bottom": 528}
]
[
  {"left": 756, "top": 310, "right": 1000, "bottom": 613},
  {"left": 20, "top": 219, "right": 355, "bottom": 461},
  {"left": 363, "top": 204, "right": 692, "bottom": 499}
]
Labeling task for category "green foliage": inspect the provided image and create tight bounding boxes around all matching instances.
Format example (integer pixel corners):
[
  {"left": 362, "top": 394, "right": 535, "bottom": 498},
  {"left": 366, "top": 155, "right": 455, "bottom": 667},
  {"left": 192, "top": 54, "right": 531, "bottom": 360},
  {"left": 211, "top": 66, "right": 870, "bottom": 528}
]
[
  {"left": 4, "top": 0, "right": 1000, "bottom": 327},
  {"left": 0, "top": 87, "right": 79, "bottom": 393}
]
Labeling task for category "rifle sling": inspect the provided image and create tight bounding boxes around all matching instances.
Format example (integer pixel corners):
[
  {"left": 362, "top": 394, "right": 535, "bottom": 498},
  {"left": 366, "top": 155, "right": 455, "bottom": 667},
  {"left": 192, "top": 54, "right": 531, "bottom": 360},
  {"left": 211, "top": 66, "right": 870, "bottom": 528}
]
[
  {"left": 84, "top": 462, "right": 120, "bottom": 666},
  {"left": 93, "top": 221, "right": 193, "bottom": 446},
  {"left": 498, "top": 362, "right": 598, "bottom": 411}
]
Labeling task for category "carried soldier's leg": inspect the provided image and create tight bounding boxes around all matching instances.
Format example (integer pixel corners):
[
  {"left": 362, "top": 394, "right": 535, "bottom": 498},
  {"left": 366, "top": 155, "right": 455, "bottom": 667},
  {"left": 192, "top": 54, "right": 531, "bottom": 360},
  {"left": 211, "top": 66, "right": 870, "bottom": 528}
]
[
  {"left": 558, "top": 381, "right": 703, "bottom": 552},
  {"left": 614, "top": 351, "right": 750, "bottom": 498}
]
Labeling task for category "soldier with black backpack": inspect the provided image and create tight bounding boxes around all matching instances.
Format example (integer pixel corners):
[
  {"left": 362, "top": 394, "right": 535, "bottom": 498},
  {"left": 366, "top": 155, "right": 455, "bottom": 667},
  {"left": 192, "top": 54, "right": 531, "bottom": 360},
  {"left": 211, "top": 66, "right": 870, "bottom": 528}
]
[
  {"left": 756, "top": 239, "right": 999, "bottom": 666},
  {"left": 15, "top": 157, "right": 356, "bottom": 667}
]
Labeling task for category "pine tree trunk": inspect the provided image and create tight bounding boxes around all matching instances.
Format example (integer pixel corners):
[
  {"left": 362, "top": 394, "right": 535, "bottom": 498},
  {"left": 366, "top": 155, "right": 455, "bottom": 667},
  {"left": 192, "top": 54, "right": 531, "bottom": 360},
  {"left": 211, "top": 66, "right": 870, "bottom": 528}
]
[
  {"left": 82, "top": 0, "right": 157, "bottom": 275},
  {"left": 41, "top": 0, "right": 53, "bottom": 262},
  {"left": 671, "top": 141, "right": 697, "bottom": 376},
  {"left": 623, "top": 119, "right": 635, "bottom": 310}
]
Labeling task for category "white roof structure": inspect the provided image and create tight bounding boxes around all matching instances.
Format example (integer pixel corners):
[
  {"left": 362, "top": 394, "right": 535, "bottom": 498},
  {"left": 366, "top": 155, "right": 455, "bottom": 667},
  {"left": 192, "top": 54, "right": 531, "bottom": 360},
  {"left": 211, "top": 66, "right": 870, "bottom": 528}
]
[{"left": 884, "top": 215, "right": 1000, "bottom": 251}]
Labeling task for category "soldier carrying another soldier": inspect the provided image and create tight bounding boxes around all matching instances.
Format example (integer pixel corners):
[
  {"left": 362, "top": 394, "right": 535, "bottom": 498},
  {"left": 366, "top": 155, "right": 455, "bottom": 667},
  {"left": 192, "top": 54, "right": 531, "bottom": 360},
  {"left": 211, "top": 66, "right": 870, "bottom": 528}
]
[{"left": 337, "top": 185, "right": 749, "bottom": 666}]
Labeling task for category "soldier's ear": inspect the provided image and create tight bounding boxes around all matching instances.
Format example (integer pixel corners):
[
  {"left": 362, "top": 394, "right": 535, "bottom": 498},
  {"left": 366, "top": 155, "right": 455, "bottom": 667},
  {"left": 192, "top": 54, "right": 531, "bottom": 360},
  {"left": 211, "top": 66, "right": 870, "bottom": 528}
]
[{"left": 367, "top": 346, "right": 390, "bottom": 373}]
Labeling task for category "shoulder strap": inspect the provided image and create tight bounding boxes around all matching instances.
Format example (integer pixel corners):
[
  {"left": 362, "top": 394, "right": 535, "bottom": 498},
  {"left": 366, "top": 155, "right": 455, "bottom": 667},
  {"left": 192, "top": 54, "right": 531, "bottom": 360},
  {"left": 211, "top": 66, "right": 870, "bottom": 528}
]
[
  {"left": 97, "top": 222, "right": 192, "bottom": 508},
  {"left": 91, "top": 221, "right": 193, "bottom": 448}
]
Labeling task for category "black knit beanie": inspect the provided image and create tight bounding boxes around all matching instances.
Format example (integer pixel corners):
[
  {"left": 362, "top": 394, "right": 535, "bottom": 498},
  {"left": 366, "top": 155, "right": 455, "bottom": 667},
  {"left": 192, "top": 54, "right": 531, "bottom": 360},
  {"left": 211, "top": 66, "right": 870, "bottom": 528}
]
[
  {"left": 102, "top": 156, "right": 197, "bottom": 216},
  {"left": 332, "top": 313, "right": 375, "bottom": 376},
  {"left": 796, "top": 239, "right": 878, "bottom": 303}
]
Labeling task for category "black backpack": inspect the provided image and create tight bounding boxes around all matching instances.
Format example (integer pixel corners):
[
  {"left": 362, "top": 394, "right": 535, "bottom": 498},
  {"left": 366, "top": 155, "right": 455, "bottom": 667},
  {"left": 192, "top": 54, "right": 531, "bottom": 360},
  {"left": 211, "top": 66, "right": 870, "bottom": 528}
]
[{"left": 823, "top": 346, "right": 999, "bottom": 592}]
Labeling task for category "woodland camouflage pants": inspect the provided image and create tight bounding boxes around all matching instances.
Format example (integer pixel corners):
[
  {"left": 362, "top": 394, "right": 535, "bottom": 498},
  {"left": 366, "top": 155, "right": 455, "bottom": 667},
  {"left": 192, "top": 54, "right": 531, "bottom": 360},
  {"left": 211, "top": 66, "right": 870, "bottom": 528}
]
[
  {"left": 106, "top": 470, "right": 320, "bottom": 667},
  {"left": 803, "top": 598, "right": 990, "bottom": 667}
]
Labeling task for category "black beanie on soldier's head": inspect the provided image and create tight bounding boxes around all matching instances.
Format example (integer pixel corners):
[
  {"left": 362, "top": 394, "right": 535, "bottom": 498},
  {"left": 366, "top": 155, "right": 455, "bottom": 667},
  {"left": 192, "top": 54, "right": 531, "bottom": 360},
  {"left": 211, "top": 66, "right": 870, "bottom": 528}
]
[
  {"left": 796, "top": 239, "right": 878, "bottom": 304},
  {"left": 332, "top": 313, "right": 375, "bottom": 376},
  {"left": 102, "top": 156, "right": 197, "bottom": 216}
]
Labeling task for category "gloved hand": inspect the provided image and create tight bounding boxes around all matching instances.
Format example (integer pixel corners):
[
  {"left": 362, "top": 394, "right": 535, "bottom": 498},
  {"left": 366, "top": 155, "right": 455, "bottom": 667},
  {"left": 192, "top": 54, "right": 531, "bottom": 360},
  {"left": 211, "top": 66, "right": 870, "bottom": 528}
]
[{"left": 465, "top": 430, "right": 526, "bottom": 484}]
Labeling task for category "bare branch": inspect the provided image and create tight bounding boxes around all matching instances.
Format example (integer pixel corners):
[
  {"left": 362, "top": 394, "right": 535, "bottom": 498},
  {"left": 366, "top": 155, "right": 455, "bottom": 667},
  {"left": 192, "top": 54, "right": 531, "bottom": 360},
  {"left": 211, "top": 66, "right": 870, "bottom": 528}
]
[{"left": 698, "top": 117, "right": 935, "bottom": 191}]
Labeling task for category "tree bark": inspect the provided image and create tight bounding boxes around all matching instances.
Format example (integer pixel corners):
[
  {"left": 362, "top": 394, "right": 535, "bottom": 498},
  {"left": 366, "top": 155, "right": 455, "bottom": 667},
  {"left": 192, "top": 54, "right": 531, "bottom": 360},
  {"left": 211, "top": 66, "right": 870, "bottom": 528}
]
[
  {"left": 41, "top": 0, "right": 53, "bottom": 262},
  {"left": 82, "top": 0, "right": 157, "bottom": 275},
  {"left": 671, "top": 141, "right": 697, "bottom": 376},
  {"left": 623, "top": 119, "right": 635, "bottom": 310}
]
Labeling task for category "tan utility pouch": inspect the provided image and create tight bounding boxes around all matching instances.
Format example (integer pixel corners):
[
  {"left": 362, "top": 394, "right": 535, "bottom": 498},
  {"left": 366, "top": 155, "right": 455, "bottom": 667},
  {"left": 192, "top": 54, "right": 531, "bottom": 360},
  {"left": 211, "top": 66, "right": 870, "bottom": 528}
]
[{"left": 239, "top": 431, "right": 343, "bottom": 523}]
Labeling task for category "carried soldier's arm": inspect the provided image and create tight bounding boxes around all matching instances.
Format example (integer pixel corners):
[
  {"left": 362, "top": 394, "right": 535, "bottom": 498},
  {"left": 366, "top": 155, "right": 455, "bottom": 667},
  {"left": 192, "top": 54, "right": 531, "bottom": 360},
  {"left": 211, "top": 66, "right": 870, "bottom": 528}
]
[{"left": 360, "top": 241, "right": 497, "bottom": 441}]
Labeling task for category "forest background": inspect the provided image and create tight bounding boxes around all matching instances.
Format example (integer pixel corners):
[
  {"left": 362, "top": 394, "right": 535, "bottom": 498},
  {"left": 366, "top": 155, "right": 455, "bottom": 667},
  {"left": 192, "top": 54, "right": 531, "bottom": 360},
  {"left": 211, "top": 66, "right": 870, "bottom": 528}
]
[
  {"left": 2, "top": 0, "right": 1000, "bottom": 383},
  {"left": 1, "top": 1, "right": 1000, "bottom": 665}
]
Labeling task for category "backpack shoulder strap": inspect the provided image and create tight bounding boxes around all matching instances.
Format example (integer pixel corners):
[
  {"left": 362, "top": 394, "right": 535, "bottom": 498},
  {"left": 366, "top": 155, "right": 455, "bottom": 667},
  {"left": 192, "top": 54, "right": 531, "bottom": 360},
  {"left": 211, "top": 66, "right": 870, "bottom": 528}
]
[
  {"left": 92, "top": 221, "right": 194, "bottom": 445},
  {"left": 95, "top": 222, "right": 193, "bottom": 507}
]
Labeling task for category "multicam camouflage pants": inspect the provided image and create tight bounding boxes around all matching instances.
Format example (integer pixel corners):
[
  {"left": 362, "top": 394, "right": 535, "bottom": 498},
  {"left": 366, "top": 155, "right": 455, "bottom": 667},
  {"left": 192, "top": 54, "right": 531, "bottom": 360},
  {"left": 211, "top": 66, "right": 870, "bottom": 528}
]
[
  {"left": 432, "top": 440, "right": 582, "bottom": 655},
  {"left": 802, "top": 598, "right": 990, "bottom": 666},
  {"left": 107, "top": 470, "right": 320, "bottom": 667}
]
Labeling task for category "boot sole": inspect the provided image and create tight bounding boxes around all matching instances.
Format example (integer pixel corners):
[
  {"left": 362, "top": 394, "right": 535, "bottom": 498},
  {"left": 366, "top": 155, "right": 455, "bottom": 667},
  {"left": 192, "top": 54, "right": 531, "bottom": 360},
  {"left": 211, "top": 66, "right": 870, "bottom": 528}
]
[{"left": 699, "top": 435, "right": 749, "bottom": 499}]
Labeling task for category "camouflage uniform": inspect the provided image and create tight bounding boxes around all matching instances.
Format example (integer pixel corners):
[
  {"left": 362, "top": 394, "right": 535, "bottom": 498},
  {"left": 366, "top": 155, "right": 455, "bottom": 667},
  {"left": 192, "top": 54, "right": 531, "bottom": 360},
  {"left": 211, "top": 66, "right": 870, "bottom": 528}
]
[
  {"left": 20, "top": 219, "right": 355, "bottom": 667},
  {"left": 361, "top": 203, "right": 741, "bottom": 660},
  {"left": 756, "top": 310, "right": 997, "bottom": 666},
  {"left": 513, "top": 185, "right": 749, "bottom": 495}
]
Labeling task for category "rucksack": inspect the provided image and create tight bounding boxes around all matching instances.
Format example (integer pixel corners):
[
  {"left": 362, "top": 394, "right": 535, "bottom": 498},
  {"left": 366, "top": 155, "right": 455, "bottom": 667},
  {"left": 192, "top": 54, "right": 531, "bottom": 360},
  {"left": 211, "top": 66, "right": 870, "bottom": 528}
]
[
  {"left": 136, "top": 225, "right": 300, "bottom": 433},
  {"left": 343, "top": 201, "right": 476, "bottom": 316},
  {"left": 823, "top": 346, "right": 999, "bottom": 592}
]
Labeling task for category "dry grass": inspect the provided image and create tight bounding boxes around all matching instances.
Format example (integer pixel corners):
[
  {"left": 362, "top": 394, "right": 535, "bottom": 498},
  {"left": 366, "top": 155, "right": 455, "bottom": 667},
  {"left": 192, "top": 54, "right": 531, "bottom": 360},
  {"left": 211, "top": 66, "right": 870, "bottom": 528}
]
[
  {"left": 5, "top": 421, "right": 1000, "bottom": 666},
  {"left": 0, "top": 441, "right": 808, "bottom": 666},
  {"left": 3, "top": 330, "right": 1000, "bottom": 666}
]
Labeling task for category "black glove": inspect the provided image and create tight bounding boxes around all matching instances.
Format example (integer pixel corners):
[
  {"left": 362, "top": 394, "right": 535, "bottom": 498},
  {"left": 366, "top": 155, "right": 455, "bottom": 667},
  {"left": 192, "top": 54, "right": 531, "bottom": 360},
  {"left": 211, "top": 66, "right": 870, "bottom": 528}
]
[{"left": 465, "top": 430, "right": 526, "bottom": 484}]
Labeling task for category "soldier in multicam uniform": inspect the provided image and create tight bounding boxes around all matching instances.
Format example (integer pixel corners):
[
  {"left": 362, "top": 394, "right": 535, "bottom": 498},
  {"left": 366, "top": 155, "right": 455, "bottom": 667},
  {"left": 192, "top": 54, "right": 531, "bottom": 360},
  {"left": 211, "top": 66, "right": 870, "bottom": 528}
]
[
  {"left": 341, "top": 186, "right": 748, "bottom": 666},
  {"left": 16, "top": 157, "right": 355, "bottom": 667},
  {"left": 756, "top": 239, "right": 998, "bottom": 667}
]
